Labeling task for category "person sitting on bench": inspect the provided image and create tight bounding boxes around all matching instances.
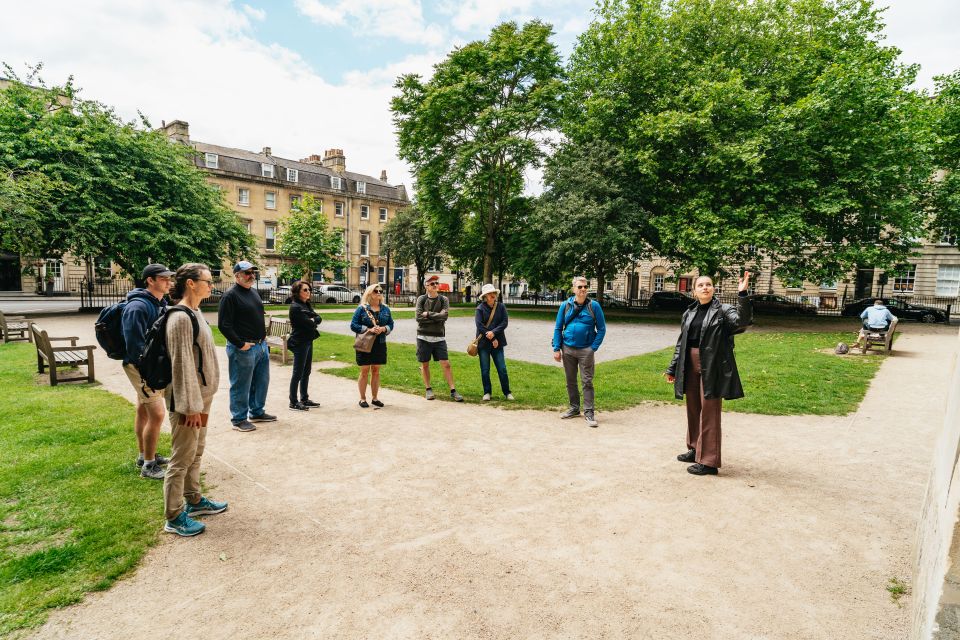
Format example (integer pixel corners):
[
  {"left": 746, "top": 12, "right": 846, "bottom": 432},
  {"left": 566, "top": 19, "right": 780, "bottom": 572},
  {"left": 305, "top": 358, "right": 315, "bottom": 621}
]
[{"left": 856, "top": 299, "right": 897, "bottom": 349}]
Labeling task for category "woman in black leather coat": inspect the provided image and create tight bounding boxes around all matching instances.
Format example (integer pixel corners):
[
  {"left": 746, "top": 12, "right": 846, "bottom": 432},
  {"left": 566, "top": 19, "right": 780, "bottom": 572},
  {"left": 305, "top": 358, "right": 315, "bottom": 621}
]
[
  {"left": 287, "top": 280, "right": 322, "bottom": 411},
  {"left": 665, "top": 271, "right": 753, "bottom": 476}
]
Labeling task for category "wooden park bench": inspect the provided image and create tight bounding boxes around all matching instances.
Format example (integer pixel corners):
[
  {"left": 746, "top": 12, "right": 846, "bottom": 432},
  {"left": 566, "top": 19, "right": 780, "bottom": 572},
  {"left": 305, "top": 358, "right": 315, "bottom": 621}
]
[
  {"left": 265, "top": 317, "right": 291, "bottom": 364},
  {"left": 1, "top": 309, "right": 32, "bottom": 343},
  {"left": 860, "top": 318, "right": 898, "bottom": 355},
  {"left": 31, "top": 324, "right": 96, "bottom": 385}
]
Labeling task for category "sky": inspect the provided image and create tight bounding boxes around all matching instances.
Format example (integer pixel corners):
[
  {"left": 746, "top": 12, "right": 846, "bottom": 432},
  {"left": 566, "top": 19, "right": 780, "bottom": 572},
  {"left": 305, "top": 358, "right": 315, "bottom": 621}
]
[{"left": 1, "top": 0, "right": 957, "bottom": 192}]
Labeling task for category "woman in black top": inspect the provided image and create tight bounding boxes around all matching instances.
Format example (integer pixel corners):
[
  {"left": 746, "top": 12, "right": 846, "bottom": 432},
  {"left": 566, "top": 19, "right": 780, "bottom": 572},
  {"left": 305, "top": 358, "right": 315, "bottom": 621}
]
[
  {"left": 287, "top": 281, "right": 322, "bottom": 411},
  {"left": 665, "top": 271, "right": 753, "bottom": 476}
]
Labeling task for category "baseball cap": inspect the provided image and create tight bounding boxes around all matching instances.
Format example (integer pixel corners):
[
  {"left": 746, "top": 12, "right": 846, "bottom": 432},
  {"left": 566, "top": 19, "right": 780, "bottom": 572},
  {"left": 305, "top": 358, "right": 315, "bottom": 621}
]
[
  {"left": 233, "top": 260, "right": 259, "bottom": 273},
  {"left": 425, "top": 274, "right": 440, "bottom": 284},
  {"left": 142, "top": 263, "right": 174, "bottom": 279}
]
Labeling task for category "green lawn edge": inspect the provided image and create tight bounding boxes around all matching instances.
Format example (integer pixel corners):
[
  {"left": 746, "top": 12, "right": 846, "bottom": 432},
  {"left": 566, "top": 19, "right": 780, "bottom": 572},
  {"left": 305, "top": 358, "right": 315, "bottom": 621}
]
[{"left": 0, "top": 343, "right": 169, "bottom": 636}]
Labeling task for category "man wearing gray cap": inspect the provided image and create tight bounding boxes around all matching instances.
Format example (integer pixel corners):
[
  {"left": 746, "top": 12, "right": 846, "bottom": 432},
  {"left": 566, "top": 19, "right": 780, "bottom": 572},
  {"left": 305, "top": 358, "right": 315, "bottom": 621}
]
[
  {"left": 219, "top": 260, "right": 275, "bottom": 432},
  {"left": 122, "top": 263, "right": 174, "bottom": 479}
]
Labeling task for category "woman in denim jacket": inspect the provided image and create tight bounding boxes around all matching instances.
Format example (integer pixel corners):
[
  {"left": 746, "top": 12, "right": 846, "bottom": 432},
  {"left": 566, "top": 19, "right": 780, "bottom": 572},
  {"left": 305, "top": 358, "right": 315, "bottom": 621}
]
[{"left": 350, "top": 284, "right": 394, "bottom": 408}]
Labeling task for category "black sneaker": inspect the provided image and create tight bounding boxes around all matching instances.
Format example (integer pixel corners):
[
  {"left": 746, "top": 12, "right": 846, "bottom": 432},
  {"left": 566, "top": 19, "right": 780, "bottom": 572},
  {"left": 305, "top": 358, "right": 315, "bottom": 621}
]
[
  {"left": 301, "top": 399, "right": 320, "bottom": 408},
  {"left": 687, "top": 463, "right": 718, "bottom": 476},
  {"left": 249, "top": 413, "right": 277, "bottom": 423},
  {"left": 232, "top": 420, "right": 257, "bottom": 433},
  {"left": 137, "top": 453, "right": 170, "bottom": 468},
  {"left": 289, "top": 402, "right": 309, "bottom": 411}
]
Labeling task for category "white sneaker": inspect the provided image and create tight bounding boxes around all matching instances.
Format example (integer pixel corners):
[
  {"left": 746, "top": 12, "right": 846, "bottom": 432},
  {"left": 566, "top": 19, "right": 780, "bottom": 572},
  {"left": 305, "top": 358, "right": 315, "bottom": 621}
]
[
  {"left": 482, "top": 393, "right": 491, "bottom": 401},
  {"left": 506, "top": 393, "right": 515, "bottom": 400}
]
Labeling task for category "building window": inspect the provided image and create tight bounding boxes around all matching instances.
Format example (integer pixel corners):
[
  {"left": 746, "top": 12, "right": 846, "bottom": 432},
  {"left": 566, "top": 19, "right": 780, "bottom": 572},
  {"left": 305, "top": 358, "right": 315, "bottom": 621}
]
[
  {"left": 261, "top": 163, "right": 274, "bottom": 178},
  {"left": 360, "top": 205, "right": 370, "bottom": 220},
  {"left": 652, "top": 270, "right": 665, "bottom": 292},
  {"left": 379, "top": 207, "right": 388, "bottom": 222},
  {"left": 360, "top": 232, "right": 370, "bottom": 257},
  {"left": 290, "top": 194, "right": 302, "bottom": 210},
  {"left": 265, "top": 223, "right": 276, "bottom": 251},
  {"left": 427, "top": 256, "right": 443, "bottom": 272},
  {"left": 331, "top": 176, "right": 342, "bottom": 190},
  {"left": 820, "top": 280, "right": 837, "bottom": 291},
  {"left": 936, "top": 265, "right": 960, "bottom": 297},
  {"left": 337, "top": 229, "right": 346, "bottom": 255},
  {"left": 204, "top": 153, "right": 218, "bottom": 169},
  {"left": 892, "top": 266, "right": 916, "bottom": 293},
  {"left": 335, "top": 202, "right": 344, "bottom": 217},
  {"left": 941, "top": 229, "right": 958, "bottom": 246},
  {"left": 377, "top": 266, "right": 386, "bottom": 284},
  {"left": 238, "top": 188, "right": 250, "bottom": 206},
  {"left": 265, "top": 191, "right": 276, "bottom": 209},
  {"left": 286, "top": 168, "right": 298, "bottom": 182},
  {"left": 356, "top": 181, "right": 366, "bottom": 194},
  {"left": 242, "top": 219, "right": 252, "bottom": 233}
]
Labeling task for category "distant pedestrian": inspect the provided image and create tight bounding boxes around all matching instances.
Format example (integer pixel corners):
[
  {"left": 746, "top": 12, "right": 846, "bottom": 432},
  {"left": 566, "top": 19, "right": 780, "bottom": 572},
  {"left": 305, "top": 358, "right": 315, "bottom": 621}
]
[
  {"left": 474, "top": 284, "right": 513, "bottom": 401},
  {"left": 855, "top": 299, "right": 897, "bottom": 350},
  {"left": 163, "top": 263, "right": 227, "bottom": 537},
  {"left": 552, "top": 277, "right": 606, "bottom": 427},
  {"left": 351, "top": 284, "right": 394, "bottom": 408},
  {"left": 287, "top": 280, "right": 322, "bottom": 412},
  {"left": 416, "top": 274, "right": 463, "bottom": 402},
  {"left": 219, "top": 260, "right": 275, "bottom": 432},
  {"left": 122, "top": 263, "right": 174, "bottom": 479},
  {"left": 665, "top": 270, "right": 753, "bottom": 476}
]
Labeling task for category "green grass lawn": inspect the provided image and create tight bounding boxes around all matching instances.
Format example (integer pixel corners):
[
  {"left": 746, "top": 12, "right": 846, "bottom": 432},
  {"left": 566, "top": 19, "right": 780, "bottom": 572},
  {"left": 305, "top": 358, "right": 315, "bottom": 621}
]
[
  {"left": 224, "top": 327, "right": 880, "bottom": 416},
  {"left": 0, "top": 343, "right": 167, "bottom": 635}
]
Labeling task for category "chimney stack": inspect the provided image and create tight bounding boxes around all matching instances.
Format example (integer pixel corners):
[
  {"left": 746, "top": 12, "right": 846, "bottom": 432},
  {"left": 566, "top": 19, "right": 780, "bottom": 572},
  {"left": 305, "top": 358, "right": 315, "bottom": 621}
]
[
  {"left": 380, "top": 169, "right": 388, "bottom": 182},
  {"left": 161, "top": 120, "right": 190, "bottom": 144},
  {"left": 262, "top": 146, "right": 272, "bottom": 156},
  {"left": 322, "top": 148, "right": 346, "bottom": 173},
  {"left": 300, "top": 154, "right": 324, "bottom": 165}
]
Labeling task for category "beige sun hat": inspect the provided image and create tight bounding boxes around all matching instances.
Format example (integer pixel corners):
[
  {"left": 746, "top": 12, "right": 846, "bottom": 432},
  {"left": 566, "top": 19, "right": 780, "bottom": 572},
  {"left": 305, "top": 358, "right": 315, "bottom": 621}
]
[{"left": 480, "top": 283, "right": 500, "bottom": 297}]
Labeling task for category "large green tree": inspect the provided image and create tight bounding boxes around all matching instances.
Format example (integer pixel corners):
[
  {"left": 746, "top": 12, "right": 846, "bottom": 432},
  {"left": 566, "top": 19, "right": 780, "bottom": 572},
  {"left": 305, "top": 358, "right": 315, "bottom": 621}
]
[
  {"left": 275, "top": 195, "right": 348, "bottom": 283},
  {"left": 522, "top": 140, "right": 653, "bottom": 296},
  {"left": 380, "top": 204, "right": 443, "bottom": 295},
  {"left": 564, "top": 0, "right": 932, "bottom": 283},
  {"left": 392, "top": 20, "right": 564, "bottom": 283},
  {"left": 929, "top": 70, "right": 960, "bottom": 243},
  {"left": 0, "top": 70, "right": 254, "bottom": 279}
]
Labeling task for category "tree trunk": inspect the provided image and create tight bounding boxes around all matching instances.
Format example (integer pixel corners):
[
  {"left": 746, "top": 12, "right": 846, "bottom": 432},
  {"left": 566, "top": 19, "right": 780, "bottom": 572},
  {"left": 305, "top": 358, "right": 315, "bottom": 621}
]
[
  {"left": 415, "top": 260, "right": 425, "bottom": 295},
  {"left": 595, "top": 269, "right": 605, "bottom": 307}
]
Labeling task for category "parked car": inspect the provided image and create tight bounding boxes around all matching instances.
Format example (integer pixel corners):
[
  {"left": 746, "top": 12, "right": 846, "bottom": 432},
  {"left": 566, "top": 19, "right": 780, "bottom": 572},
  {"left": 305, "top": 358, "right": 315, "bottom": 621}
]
[
  {"left": 748, "top": 294, "right": 817, "bottom": 316},
  {"left": 315, "top": 284, "right": 362, "bottom": 304},
  {"left": 648, "top": 291, "right": 695, "bottom": 311},
  {"left": 840, "top": 297, "right": 947, "bottom": 323},
  {"left": 587, "top": 291, "right": 627, "bottom": 307},
  {"left": 269, "top": 286, "right": 291, "bottom": 303}
]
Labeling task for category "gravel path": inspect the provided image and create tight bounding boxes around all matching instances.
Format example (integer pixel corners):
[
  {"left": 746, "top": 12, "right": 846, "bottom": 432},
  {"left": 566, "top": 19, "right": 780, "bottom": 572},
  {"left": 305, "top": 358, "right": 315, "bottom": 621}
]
[{"left": 26, "top": 316, "right": 954, "bottom": 639}]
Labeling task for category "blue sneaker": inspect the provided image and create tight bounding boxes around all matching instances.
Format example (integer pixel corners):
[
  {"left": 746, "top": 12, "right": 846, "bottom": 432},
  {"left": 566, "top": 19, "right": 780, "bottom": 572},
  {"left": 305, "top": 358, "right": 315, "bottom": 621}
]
[
  {"left": 184, "top": 496, "right": 228, "bottom": 517},
  {"left": 164, "top": 511, "right": 205, "bottom": 537}
]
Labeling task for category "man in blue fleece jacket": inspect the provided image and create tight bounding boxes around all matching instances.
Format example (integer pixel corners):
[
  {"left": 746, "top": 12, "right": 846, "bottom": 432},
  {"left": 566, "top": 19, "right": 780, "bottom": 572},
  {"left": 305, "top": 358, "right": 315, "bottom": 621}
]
[
  {"left": 121, "top": 263, "right": 173, "bottom": 479},
  {"left": 552, "top": 276, "right": 606, "bottom": 427}
]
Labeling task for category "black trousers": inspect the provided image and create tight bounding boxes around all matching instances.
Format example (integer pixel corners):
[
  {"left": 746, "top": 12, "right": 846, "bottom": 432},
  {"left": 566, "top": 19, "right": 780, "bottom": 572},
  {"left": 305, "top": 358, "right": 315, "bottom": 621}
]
[{"left": 289, "top": 342, "right": 313, "bottom": 404}]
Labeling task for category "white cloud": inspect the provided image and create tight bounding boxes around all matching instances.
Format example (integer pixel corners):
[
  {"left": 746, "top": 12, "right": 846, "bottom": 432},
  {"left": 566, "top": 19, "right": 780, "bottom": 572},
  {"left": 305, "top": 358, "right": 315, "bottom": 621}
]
[
  {"left": 343, "top": 52, "right": 441, "bottom": 88},
  {"left": 242, "top": 4, "right": 266, "bottom": 21},
  {"left": 295, "top": 0, "right": 446, "bottom": 46},
  {"left": 0, "top": 0, "right": 414, "bottom": 188}
]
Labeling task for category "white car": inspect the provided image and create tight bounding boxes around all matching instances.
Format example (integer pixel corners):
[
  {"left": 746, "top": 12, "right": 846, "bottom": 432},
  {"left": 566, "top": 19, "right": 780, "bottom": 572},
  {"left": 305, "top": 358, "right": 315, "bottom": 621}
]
[
  {"left": 315, "top": 284, "right": 362, "bottom": 304},
  {"left": 269, "top": 286, "right": 291, "bottom": 303}
]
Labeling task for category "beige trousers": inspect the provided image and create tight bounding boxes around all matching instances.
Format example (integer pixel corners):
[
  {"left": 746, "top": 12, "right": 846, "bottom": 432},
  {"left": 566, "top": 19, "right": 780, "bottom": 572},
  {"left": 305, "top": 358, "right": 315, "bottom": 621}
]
[{"left": 163, "top": 411, "right": 207, "bottom": 520}]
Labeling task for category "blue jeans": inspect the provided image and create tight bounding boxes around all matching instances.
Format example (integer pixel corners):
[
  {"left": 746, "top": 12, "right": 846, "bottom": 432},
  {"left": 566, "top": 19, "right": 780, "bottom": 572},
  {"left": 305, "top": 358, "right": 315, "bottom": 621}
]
[
  {"left": 226, "top": 341, "right": 270, "bottom": 424},
  {"left": 289, "top": 342, "right": 313, "bottom": 404},
  {"left": 478, "top": 347, "right": 510, "bottom": 396}
]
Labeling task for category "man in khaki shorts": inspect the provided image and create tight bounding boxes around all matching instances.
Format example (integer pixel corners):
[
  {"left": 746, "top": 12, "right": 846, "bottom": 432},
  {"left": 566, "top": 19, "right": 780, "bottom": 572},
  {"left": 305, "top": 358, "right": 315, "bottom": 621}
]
[{"left": 122, "top": 263, "right": 174, "bottom": 479}]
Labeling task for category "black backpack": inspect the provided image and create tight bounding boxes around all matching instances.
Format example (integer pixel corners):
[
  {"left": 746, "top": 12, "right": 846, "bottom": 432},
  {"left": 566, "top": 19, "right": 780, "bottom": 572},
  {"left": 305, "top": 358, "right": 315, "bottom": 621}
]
[
  {"left": 94, "top": 301, "right": 129, "bottom": 360},
  {"left": 138, "top": 306, "right": 205, "bottom": 404}
]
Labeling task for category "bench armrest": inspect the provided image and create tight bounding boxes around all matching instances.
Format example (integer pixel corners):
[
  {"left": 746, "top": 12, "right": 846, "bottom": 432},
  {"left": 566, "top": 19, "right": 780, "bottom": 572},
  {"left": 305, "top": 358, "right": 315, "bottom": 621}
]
[
  {"left": 48, "top": 336, "right": 80, "bottom": 342},
  {"left": 51, "top": 344, "right": 96, "bottom": 352}
]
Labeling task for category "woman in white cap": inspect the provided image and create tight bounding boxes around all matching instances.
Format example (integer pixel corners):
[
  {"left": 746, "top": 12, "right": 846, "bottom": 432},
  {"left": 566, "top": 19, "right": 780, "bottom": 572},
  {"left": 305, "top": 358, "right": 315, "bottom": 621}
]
[{"left": 474, "top": 283, "right": 513, "bottom": 401}]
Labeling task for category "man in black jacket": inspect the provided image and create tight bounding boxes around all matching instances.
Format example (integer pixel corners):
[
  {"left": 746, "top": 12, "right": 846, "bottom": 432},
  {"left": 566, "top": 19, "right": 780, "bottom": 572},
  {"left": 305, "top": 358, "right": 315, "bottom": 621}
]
[
  {"left": 219, "top": 261, "right": 275, "bottom": 432},
  {"left": 122, "top": 263, "right": 173, "bottom": 479}
]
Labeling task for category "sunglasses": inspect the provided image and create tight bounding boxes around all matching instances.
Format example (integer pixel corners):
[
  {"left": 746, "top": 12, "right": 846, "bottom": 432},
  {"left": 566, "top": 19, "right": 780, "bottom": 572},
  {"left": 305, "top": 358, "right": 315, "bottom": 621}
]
[
  {"left": 575, "top": 285, "right": 588, "bottom": 290},
  {"left": 372, "top": 289, "right": 383, "bottom": 294},
  {"left": 241, "top": 270, "right": 256, "bottom": 276},
  {"left": 426, "top": 282, "right": 439, "bottom": 286}
]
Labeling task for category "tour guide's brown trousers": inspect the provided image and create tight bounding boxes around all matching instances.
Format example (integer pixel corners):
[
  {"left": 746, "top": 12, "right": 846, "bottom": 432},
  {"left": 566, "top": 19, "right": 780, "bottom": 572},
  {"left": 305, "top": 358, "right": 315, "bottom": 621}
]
[{"left": 684, "top": 348, "right": 722, "bottom": 468}]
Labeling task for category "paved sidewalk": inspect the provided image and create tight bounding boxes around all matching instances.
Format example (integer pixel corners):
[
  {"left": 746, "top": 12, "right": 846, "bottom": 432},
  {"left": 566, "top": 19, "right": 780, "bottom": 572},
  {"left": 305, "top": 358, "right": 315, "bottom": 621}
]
[{"left": 27, "top": 314, "right": 954, "bottom": 639}]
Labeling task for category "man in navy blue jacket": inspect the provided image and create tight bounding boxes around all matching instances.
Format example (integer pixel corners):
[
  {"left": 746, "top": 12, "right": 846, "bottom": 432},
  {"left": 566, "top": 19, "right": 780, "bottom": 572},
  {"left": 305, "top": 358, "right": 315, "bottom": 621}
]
[
  {"left": 552, "top": 276, "right": 607, "bottom": 427},
  {"left": 121, "top": 263, "right": 173, "bottom": 479}
]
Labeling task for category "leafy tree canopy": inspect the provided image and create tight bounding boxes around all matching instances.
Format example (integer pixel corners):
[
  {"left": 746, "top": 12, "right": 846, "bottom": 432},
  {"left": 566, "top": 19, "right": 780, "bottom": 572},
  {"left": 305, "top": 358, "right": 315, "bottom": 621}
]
[
  {"left": 392, "top": 20, "right": 564, "bottom": 282},
  {"left": 565, "top": 0, "right": 932, "bottom": 282},
  {"left": 929, "top": 69, "right": 960, "bottom": 243},
  {"left": 275, "top": 194, "right": 348, "bottom": 283},
  {"left": 0, "top": 66, "right": 255, "bottom": 279}
]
